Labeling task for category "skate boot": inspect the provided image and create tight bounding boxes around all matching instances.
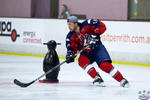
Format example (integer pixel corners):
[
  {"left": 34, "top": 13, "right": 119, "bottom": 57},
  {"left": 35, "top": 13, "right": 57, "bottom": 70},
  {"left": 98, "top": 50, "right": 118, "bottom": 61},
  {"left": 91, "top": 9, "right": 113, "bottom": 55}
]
[
  {"left": 93, "top": 74, "right": 105, "bottom": 87},
  {"left": 120, "top": 78, "right": 129, "bottom": 88}
]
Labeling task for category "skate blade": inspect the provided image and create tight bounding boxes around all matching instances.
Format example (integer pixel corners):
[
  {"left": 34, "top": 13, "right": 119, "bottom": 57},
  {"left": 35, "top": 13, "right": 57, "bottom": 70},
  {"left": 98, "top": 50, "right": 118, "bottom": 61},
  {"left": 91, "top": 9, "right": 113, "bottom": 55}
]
[
  {"left": 123, "top": 83, "right": 130, "bottom": 88},
  {"left": 93, "top": 82, "right": 106, "bottom": 87}
]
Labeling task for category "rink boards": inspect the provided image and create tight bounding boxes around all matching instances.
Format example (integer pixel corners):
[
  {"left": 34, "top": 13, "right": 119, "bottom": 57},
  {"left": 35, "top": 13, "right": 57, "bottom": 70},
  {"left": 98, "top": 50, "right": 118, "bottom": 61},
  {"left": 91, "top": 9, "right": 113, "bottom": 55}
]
[{"left": 0, "top": 17, "right": 150, "bottom": 65}]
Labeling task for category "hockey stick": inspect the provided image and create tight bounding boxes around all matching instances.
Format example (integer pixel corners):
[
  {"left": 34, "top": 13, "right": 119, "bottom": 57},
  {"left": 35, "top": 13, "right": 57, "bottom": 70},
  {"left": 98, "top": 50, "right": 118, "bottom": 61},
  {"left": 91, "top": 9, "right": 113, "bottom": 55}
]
[{"left": 14, "top": 45, "right": 89, "bottom": 88}]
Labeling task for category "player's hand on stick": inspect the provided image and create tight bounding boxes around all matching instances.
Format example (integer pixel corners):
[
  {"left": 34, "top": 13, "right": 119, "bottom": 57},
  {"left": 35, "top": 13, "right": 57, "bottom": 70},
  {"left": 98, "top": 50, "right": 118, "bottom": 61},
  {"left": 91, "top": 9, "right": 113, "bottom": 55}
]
[
  {"left": 66, "top": 51, "right": 75, "bottom": 63},
  {"left": 89, "top": 35, "right": 100, "bottom": 49}
]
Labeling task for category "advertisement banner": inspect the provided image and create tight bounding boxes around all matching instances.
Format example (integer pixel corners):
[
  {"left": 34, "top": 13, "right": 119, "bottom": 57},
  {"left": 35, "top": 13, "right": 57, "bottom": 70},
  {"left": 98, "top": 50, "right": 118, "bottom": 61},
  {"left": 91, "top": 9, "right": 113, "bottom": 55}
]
[
  {"left": 101, "top": 21, "right": 150, "bottom": 54},
  {"left": 0, "top": 18, "right": 44, "bottom": 45},
  {"left": 0, "top": 18, "right": 150, "bottom": 63}
]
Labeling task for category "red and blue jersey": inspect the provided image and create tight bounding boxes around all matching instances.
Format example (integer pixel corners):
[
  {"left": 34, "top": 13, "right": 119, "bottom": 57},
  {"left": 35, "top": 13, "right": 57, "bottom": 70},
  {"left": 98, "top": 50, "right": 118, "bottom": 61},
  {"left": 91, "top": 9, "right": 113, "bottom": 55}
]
[{"left": 66, "top": 19, "right": 106, "bottom": 54}]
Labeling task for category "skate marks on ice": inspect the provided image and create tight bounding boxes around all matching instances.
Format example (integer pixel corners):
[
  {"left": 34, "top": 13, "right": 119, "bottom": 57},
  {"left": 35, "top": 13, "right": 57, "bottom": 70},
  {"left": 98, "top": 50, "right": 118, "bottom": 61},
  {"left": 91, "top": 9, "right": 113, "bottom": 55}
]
[
  {"left": 0, "top": 81, "right": 136, "bottom": 100},
  {"left": 0, "top": 55, "right": 150, "bottom": 100}
]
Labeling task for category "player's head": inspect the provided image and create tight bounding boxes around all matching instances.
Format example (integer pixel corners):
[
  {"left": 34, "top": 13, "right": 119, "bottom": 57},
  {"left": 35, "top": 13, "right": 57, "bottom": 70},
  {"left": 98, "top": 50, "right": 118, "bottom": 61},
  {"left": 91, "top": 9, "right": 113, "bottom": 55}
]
[
  {"left": 43, "top": 40, "right": 61, "bottom": 50},
  {"left": 67, "top": 16, "right": 79, "bottom": 32}
]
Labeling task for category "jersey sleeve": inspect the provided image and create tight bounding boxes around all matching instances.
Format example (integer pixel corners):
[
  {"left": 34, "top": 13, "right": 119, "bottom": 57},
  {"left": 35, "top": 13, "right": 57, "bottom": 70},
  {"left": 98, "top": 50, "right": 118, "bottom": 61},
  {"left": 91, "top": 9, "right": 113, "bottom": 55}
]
[
  {"left": 88, "top": 19, "right": 106, "bottom": 35},
  {"left": 66, "top": 32, "right": 78, "bottom": 54}
]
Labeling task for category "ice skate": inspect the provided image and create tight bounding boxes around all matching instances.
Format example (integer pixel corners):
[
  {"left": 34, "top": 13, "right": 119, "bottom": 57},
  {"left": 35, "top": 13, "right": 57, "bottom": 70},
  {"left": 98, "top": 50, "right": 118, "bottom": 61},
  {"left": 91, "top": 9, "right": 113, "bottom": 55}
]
[
  {"left": 93, "top": 74, "right": 105, "bottom": 87},
  {"left": 120, "top": 78, "right": 129, "bottom": 88}
]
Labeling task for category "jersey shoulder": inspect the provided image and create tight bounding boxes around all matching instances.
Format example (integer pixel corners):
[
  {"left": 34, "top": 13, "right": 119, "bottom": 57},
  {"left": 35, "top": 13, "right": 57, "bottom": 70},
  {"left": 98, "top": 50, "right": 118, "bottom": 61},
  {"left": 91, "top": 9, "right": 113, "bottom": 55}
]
[
  {"left": 80, "top": 20, "right": 89, "bottom": 29},
  {"left": 66, "top": 31, "right": 74, "bottom": 39},
  {"left": 80, "top": 19, "right": 100, "bottom": 29}
]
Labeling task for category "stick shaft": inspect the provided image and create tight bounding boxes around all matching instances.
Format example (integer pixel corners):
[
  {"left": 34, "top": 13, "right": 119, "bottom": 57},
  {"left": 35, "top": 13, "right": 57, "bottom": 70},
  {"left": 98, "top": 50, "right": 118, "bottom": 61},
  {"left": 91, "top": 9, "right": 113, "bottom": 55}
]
[
  {"left": 33, "top": 45, "right": 89, "bottom": 83},
  {"left": 14, "top": 45, "right": 89, "bottom": 87},
  {"left": 34, "top": 45, "right": 89, "bottom": 82},
  {"left": 33, "top": 60, "right": 66, "bottom": 82}
]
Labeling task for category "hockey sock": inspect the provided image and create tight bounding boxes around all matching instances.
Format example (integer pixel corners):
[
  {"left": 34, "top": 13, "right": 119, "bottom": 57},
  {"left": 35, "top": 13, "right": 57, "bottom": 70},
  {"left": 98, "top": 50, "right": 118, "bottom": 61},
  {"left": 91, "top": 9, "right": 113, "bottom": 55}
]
[
  {"left": 79, "top": 55, "right": 98, "bottom": 78},
  {"left": 99, "top": 62, "right": 123, "bottom": 82},
  {"left": 84, "top": 64, "right": 98, "bottom": 78}
]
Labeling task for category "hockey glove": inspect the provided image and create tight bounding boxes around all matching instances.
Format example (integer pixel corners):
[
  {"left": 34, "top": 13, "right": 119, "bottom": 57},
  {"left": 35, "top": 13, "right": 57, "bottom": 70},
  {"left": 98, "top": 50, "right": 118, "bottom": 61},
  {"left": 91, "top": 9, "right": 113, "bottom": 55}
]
[
  {"left": 66, "top": 51, "right": 75, "bottom": 64},
  {"left": 89, "top": 35, "right": 100, "bottom": 49}
]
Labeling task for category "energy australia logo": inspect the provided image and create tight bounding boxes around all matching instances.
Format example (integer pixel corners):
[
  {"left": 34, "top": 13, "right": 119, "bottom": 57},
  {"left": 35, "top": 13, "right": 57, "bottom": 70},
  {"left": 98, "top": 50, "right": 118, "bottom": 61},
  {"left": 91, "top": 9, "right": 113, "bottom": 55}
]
[
  {"left": 138, "top": 90, "right": 150, "bottom": 100},
  {"left": 0, "top": 21, "right": 20, "bottom": 42}
]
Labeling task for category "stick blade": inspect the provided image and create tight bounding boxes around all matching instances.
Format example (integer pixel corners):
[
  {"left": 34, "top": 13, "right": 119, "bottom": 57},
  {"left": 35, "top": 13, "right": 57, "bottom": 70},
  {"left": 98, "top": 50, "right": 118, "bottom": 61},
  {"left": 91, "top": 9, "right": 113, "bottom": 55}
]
[{"left": 14, "top": 79, "right": 33, "bottom": 88}]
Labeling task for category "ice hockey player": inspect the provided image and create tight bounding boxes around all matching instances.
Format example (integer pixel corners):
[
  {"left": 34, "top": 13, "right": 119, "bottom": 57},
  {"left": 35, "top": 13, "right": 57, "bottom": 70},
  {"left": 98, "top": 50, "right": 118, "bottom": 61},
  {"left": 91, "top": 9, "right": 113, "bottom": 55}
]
[
  {"left": 39, "top": 40, "right": 60, "bottom": 83},
  {"left": 65, "top": 16, "right": 129, "bottom": 87}
]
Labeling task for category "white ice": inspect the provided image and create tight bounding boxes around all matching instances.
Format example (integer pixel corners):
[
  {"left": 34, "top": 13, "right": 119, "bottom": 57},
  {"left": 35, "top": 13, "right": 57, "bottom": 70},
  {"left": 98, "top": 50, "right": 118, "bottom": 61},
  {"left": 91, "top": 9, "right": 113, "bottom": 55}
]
[{"left": 0, "top": 54, "right": 150, "bottom": 100}]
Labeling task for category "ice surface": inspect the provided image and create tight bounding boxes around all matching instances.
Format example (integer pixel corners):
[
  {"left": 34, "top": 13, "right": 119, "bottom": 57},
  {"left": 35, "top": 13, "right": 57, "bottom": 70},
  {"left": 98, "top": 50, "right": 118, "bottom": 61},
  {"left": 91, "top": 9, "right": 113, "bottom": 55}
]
[{"left": 0, "top": 54, "right": 150, "bottom": 100}]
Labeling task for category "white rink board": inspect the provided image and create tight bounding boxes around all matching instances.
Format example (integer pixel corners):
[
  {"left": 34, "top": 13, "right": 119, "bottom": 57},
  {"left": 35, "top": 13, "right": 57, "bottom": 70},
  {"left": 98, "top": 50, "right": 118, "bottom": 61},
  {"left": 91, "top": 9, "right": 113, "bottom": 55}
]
[
  {"left": 102, "top": 21, "right": 150, "bottom": 54},
  {"left": 0, "top": 18, "right": 150, "bottom": 63},
  {"left": 0, "top": 18, "right": 44, "bottom": 45}
]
